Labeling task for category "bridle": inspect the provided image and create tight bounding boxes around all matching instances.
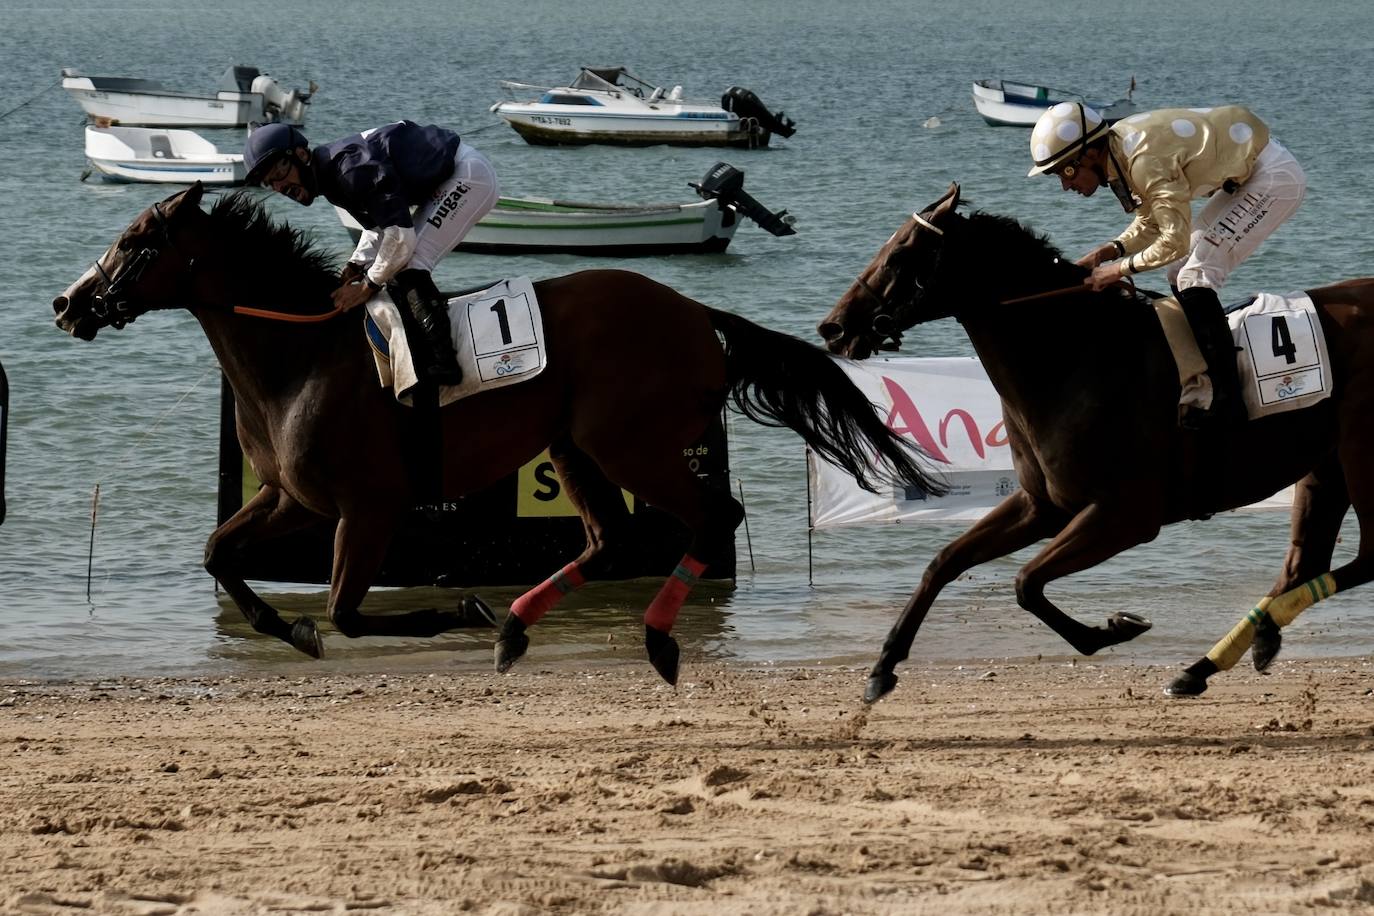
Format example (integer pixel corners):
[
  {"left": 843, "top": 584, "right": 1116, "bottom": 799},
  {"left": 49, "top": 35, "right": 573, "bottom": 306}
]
[
  {"left": 86, "top": 200, "right": 344, "bottom": 327},
  {"left": 89, "top": 202, "right": 185, "bottom": 329},
  {"left": 853, "top": 210, "right": 946, "bottom": 349}
]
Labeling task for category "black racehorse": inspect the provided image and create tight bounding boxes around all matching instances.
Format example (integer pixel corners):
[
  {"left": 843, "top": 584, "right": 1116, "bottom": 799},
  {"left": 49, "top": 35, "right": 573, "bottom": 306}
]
[{"left": 817, "top": 183, "right": 1374, "bottom": 702}]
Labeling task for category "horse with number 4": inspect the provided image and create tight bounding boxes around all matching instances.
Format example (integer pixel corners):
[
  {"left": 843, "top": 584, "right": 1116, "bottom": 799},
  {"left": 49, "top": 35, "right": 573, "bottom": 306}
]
[
  {"left": 817, "top": 183, "right": 1374, "bottom": 702},
  {"left": 52, "top": 183, "right": 945, "bottom": 684}
]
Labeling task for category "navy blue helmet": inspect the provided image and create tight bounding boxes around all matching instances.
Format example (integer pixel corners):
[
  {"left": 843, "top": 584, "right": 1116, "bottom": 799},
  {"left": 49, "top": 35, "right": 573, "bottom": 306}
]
[{"left": 243, "top": 123, "right": 310, "bottom": 185}]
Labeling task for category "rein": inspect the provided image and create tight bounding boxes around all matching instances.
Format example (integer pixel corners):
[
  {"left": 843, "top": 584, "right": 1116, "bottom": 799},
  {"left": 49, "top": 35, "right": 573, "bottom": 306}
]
[
  {"left": 231, "top": 304, "right": 345, "bottom": 323},
  {"left": 998, "top": 275, "right": 1139, "bottom": 306}
]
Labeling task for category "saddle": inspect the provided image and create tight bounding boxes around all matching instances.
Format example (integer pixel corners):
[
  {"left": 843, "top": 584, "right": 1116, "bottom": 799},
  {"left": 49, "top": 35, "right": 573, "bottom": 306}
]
[
  {"left": 1153, "top": 291, "right": 1332, "bottom": 425},
  {"left": 363, "top": 277, "right": 547, "bottom": 407}
]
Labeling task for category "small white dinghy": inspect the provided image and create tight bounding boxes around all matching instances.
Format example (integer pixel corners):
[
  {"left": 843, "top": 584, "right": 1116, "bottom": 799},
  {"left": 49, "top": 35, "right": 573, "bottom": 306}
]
[
  {"left": 61, "top": 65, "right": 312, "bottom": 127},
  {"left": 971, "top": 77, "right": 1138, "bottom": 127},
  {"left": 83, "top": 125, "right": 246, "bottom": 185}
]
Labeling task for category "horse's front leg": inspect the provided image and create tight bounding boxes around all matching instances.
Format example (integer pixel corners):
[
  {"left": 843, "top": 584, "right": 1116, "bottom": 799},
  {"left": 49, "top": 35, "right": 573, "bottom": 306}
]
[
  {"left": 1011, "top": 500, "right": 1159, "bottom": 657},
  {"left": 867, "top": 490, "right": 1065, "bottom": 703},
  {"left": 327, "top": 511, "right": 495, "bottom": 640},
  {"left": 204, "top": 484, "right": 326, "bottom": 657}
]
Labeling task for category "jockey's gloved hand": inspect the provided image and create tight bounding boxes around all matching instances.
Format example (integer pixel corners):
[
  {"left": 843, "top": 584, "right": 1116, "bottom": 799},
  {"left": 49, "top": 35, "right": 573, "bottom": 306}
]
[{"left": 339, "top": 262, "right": 368, "bottom": 286}]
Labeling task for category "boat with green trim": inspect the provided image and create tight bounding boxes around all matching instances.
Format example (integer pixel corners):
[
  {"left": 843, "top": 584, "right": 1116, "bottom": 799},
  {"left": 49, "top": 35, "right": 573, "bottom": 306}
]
[{"left": 335, "top": 162, "right": 795, "bottom": 255}]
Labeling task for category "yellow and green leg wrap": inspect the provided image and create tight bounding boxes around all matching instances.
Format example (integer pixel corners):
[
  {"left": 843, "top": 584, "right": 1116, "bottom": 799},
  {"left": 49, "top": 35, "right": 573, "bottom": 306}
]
[{"left": 1204, "top": 573, "right": 1338, "bottom": 671}]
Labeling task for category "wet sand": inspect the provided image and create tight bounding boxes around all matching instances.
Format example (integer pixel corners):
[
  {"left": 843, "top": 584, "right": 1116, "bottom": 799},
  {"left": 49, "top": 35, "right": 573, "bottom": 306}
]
[{"left": 3, "top": 657, "right": 1374, "bottom": 914}]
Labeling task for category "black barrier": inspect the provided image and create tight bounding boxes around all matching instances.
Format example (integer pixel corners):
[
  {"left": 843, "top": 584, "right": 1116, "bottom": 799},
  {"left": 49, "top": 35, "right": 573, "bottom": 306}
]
[
  {"left": 216, "top": 378, "right": 734, "bottom": 586},
  {"left": 0, "top": 354, "right": 8, "bottom": 526}
]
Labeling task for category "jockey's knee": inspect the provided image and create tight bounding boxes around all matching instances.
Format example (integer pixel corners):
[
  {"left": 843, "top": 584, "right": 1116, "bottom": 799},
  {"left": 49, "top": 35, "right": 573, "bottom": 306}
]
[{"left": 1175, "top": 265, "right": 1228, "bottom": 293}]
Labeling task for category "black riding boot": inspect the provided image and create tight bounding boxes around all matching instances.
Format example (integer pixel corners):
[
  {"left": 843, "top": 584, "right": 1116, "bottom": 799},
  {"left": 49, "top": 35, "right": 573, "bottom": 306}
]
[
  {"left": 391, "top": 269, "right": 463, "bottom": 387},
  {"left": 1177, "top": 286, "right": 1243, "bottom": 430}
]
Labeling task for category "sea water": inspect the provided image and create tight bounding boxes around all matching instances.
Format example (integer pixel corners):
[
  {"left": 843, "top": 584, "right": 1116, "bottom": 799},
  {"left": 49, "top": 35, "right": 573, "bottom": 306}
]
[{"left": 2, "top": 0, "right": 1373, "bottom": 679}]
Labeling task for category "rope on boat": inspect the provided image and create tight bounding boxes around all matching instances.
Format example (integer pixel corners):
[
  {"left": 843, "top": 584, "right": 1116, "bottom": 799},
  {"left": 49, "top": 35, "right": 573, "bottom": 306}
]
[{"left": 0, "top": 79, "right": 61, "bottom": 123}]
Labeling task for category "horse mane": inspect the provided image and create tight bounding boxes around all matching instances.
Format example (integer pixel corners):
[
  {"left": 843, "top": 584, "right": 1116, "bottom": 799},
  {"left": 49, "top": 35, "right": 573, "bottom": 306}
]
[
  {"left": 967, "top": 211, "right": 1064, "bottom": 265},
  {"left": 207, "top": 192, "right": 340, "bottom": 307},
  {"left": 960, "top": 209, "right": 1161, "bottom": 309}
]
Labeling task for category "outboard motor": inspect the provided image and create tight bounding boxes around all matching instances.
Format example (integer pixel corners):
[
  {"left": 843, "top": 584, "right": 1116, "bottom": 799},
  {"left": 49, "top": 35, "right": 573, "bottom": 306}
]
[
  {"left": 721, "top": 86, "right": 797, "bottom": 145},
  {"left": 251, "top": 73, "right": 314, "bottom": 125},
  {"left": 690, "top": 162, "right": 797, "bottom": 237}
]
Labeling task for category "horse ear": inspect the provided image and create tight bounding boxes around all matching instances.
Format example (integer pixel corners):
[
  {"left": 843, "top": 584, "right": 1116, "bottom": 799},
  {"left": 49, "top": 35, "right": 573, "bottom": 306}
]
[
  {"left": 168, "top": 181, "right": 205, "bottom": 215},
  {"left": 933, "top": 182, "right": 960, "bottom": 217}
]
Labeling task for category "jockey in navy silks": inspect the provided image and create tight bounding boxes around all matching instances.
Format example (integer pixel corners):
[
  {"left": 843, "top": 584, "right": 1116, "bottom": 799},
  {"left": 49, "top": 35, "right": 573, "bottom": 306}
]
[{"left": 244, "top": 121, "right": 500, "bottom": 386}]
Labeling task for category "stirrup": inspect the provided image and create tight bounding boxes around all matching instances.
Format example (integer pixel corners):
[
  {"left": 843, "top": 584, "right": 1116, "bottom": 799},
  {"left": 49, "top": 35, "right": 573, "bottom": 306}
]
[
  {"left": 1179, "top": 404, "right": 1216, "bottom": 431},
  {"left": 426, "top": 361, "right": 463, "bottom": 386}
]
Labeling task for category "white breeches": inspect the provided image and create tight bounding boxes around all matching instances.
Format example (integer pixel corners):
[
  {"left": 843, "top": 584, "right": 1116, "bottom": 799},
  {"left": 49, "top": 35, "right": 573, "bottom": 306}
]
[
  {"left": 1169, "top": 139, "right": 1306, "bottom": 291},
  {"left": 407, "top": 143, "right": 501, "bottom": 272}
]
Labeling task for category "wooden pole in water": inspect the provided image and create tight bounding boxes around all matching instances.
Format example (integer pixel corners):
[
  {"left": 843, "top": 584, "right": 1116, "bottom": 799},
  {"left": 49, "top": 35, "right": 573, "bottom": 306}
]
[
  {"left": 86, "top": 484, "right": 100, "bottom": 600},
  {"left": 0, "top": 355, "right": 8, "bottom": 526}
]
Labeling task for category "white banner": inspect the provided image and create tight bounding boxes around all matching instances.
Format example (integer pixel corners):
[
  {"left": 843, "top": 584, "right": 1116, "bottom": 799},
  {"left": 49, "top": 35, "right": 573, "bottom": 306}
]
[{"left": 808, "top": 357, "right": 1292, "bottom": 529}]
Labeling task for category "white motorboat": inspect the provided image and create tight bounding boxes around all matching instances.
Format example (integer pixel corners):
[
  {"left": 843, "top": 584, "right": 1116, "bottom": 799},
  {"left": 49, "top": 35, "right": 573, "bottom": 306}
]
[
  {"left": 83, "top": 126, "right": 246, "bottom": 185},
  {"left": 972, "top": 78, "right": 1138, "bottom": 127},
  {"left": 336, "top": 162, "right": 796, "bottom": 256},
  {"left": 490, "top": 67, "right": 796, "bottom": 148},
  {"left": 61, "top": 65, "right": 313, "bottom": 127}
]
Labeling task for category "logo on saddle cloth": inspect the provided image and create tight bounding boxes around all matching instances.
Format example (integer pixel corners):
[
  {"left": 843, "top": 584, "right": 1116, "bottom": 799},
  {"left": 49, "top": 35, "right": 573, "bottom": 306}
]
[
  {"left": 1230, "top": 292, "right": 1331, "bottom": 419},
  {"left": 364, "top": 277, "right": 547, "bottom": 407}
]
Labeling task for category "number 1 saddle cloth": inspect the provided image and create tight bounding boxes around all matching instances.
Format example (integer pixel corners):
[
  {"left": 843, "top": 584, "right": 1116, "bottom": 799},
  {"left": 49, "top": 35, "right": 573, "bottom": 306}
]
[
  {"left": 364, "top": 277, "right": 547, "bottom": 407},
  {"left": 1154, "top": 291, "right": 1332, "bottom": 422}
]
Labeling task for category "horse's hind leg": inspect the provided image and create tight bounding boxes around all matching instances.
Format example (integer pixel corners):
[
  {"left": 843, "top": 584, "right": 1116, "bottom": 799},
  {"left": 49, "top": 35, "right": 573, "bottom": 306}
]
[
  {"left": 591, "top": 443, "right": 742, "bottom": 686},
  {"left": 204, "top": 485, "right": 326, "bottom": 657},
  {"left": 496, "top": 438, "right": 634, "bottom": 672},
  {"left": 1167, "top": 462, "right": 1349, "bottom": 696}
]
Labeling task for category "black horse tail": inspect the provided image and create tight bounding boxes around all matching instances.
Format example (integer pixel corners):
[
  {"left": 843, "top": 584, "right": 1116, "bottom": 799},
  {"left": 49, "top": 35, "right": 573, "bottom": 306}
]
[{"left": 706, "top": 308, "right": 948, "bottom": 496}]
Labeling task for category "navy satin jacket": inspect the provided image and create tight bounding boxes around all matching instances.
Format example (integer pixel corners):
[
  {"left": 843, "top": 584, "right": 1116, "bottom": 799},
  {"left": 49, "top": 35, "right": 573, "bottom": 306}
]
[{"left": 311, "top": 121, "right": 461, "bottom": 230}]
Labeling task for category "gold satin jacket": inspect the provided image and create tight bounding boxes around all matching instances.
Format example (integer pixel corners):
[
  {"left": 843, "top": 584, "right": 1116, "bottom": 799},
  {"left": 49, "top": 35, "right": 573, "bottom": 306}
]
[{"left": 1105, "top": 106, "right": 1270, "bottom": 274}]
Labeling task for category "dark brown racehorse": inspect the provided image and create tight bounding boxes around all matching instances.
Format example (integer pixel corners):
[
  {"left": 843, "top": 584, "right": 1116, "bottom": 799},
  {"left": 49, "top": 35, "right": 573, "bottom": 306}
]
[
  {"left": 53, "top": 184, "right": 943, "bottom": 684},
  {"left": 817, "top": 183, "right": 1374, "bottom": 702}
]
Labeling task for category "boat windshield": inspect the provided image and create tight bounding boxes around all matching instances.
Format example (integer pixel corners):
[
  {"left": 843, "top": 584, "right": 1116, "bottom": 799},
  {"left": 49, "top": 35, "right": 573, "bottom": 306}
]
[{"left": 570, "top": 67, "right": 660, "bottom": 98}]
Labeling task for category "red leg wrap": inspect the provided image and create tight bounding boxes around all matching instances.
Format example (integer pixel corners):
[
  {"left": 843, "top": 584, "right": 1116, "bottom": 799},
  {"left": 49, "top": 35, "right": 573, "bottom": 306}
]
[
  {"left": 643, "top": 556, "right": 708, "bottom": 633},
  {"left": 511, "top": 562, "right": 585, "bottom": 626}
]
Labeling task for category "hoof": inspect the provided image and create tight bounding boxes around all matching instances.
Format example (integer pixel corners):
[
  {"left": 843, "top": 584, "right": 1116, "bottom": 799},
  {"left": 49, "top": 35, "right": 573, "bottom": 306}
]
[
  {"left": 494, "top": 615, "right": 529, "bottom": 674},
  {"left": 1252, "top": 617, "right": 1282, "bottom": 672},
  {"left": 290, "top": 615, "right": 323, "bottom": 658},
  {"left": 1163, "top": 670, "right": 1208, "bottom": 697},
  {"left": 645, "top": 625, "right": 680, "bottom": 686},
  {"left": 461, "top": 595, "right": 498, "bottom": 628},
  {"left": 1106, "top": 611, "right": 1153, "bottom": 644},
  {"left": 864, "top": 670, "right": 899, "bottom": 704}
]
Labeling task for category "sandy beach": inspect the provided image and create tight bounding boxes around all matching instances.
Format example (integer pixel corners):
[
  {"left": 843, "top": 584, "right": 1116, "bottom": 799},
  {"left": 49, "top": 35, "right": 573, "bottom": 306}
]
[{"left": 3, "top": 657, "right": 1373, "bottom": 915}]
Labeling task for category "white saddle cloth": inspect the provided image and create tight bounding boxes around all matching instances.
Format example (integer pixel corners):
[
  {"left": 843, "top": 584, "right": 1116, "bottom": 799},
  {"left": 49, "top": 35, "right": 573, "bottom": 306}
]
[
  {"left": 364, "top": 277, "right": 547, "bottom": 407},
  {"left": 1230, "top": 291, "right": 1332, "bottom": 419}
]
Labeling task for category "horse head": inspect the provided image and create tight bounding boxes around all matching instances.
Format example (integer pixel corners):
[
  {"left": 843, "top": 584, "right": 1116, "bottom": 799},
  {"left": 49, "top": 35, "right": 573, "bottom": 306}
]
[
  {"left": 54, "top": 183, "right": 208, "bottom": 340},
  {"left": 818, "top": 183, "right": 964, "bottom": 358}
]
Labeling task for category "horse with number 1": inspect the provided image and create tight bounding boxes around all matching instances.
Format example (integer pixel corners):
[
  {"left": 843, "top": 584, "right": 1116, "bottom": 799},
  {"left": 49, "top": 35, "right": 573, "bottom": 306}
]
[
  {"left": 817, "top": 184, "right": 1374, "bottom": 702},
  {"left": 52, "top": 183, "right": 944, "bottom": 684}
]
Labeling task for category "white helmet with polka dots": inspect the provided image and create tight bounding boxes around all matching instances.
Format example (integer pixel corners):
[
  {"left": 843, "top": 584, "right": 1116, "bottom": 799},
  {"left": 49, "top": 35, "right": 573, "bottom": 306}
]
[{"left": 1027, "top": 101, "right": 1110, "bottom": 177}]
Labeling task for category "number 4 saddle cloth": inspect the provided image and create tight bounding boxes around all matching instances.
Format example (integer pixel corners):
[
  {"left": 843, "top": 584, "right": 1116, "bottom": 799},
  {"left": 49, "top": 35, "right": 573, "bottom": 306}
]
[
  {"left": 1154, "top": 291, "right": 1333, "bottom": 422},
  {"left": 364, "top": 277, "right": 547, "bottom": 407}
]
